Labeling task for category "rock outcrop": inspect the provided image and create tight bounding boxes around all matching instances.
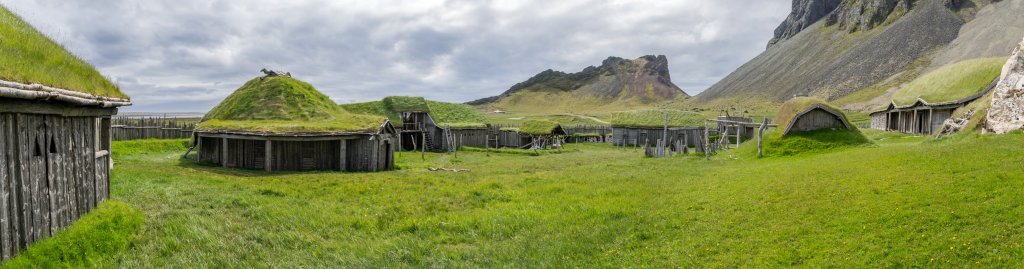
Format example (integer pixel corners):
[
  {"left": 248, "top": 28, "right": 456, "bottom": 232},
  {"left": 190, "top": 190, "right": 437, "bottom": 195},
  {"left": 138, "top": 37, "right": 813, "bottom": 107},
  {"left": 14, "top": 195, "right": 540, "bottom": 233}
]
[
  {"left": 768, "top": 0, "right": 842, "bottom": 48},
  {"left": 468, "top": 55, "right": 687, "bottom": 110},
  {"left": 986, "top": 37, "right": 1024, "bottom": 134}
]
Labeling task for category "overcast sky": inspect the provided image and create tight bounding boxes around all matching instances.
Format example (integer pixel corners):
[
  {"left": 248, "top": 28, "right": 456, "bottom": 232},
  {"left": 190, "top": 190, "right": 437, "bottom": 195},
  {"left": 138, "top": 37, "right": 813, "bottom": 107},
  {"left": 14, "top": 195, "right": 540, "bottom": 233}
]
[{"left": 4, "top": 0, "right": 790, "bottom": 112}]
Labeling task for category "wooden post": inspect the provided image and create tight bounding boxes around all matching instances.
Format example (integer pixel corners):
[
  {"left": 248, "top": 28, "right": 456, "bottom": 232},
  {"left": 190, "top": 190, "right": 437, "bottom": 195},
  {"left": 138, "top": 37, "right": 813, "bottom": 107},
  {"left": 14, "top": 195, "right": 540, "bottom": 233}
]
[
  {"left": 339, "top": 139, "right": 347, "bottom": 171},
  {"left": 264, "top": 140, "right": 272, "bottom": 172},
  {"left": 704, "top": 122, "right": 710, "bottom": 161},
  {"left": 194, "top": 135, "right": 202, "bottom": 161},
  {"left": 221, "top": 137, "right": 228, "bottom": 168},
  {"left": 928, "top": 109, "right": 934, "bottom": 134},
  {"left": 757, "top": 119, "right": 768, "bottom": 158},
  {"left": 485, "top": 134, "right": 490, "bottom": 157},
  {"left": 420, "top": 133, "right": 425, "bottom": 161},
  {"left": 735, "top": 124, "right": 741, "bottom": 148}
]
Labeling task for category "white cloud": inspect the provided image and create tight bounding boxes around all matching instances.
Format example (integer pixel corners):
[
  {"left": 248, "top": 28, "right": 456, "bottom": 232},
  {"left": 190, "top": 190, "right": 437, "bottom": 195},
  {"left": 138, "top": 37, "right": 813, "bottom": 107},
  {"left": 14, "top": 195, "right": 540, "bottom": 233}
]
[{"left": 2, "top": 0, "right": 790, "bottom": 112}]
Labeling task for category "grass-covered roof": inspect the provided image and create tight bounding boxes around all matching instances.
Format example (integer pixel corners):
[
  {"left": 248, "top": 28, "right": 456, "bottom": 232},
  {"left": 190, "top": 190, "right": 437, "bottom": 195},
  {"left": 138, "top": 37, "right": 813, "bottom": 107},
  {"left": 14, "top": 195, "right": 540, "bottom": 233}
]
[
  {"left": 341, "top": 96, "right": 489, "bottom": 128},
  {"left": 610, "top": 109, "right": 705, "bottom": 128},
  {"left": 892, "top": 57, "right": 1005, "bottom": 106},
  {"left": 774, "top": 97, "right": 851, "bottom": 133},
  {"left": 504, "top": 120, "right": 564, "bottom": 135},
  {"left": 0, "top": 6, "right": 126, "bottom": 99},
  {"left": 197, "top": 76, "right": 386, "bottom": 134}
]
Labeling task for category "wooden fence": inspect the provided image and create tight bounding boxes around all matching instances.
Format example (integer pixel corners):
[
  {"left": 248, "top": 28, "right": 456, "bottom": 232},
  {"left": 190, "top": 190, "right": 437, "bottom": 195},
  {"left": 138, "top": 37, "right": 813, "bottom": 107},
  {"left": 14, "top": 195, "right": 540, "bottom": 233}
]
[{"left": 112, "top": 116, "right": 197, "bottom": 141}]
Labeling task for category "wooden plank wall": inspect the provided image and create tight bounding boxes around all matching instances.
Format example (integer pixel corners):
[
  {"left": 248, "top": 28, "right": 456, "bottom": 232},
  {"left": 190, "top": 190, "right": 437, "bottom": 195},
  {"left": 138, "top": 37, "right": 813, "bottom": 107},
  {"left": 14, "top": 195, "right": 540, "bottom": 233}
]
[
  {"left": 790, "top": 109, "right": 846, "bottom": 133},
  {"left": 611, "top": 127, "right": 705, "bottom": 151},
  {"left": 0, "top": 113, "right": 106, "bottom": 259},
  {"left": 196, "top": 134, "right": 397, "bottom": 172},
  {"left": 111, "top": 116, "right": 195, "bottom": 141}
]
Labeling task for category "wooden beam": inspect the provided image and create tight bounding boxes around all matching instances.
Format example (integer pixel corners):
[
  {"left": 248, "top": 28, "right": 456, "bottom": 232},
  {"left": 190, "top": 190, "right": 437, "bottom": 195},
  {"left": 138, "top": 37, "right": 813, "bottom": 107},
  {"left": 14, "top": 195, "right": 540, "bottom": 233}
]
[
  {"left": 264, "top": 140, "right": 272, "bottom": 172},
  {"left": 221, "top": 137, "right": 228, "bottom": 168},
  {"left": 338, "top": 139, "right": 347, "bottom": 171}
]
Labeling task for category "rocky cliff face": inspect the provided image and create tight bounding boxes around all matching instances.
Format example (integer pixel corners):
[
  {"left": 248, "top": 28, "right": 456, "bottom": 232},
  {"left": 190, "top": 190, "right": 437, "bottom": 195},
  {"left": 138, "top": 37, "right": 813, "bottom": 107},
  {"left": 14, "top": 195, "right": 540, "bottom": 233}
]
[
  {"left": 987, "top": 37, "right": 1024, "bottom": 134},
  {"left": 468, "top": 55, "right": 687, "bottom": 110},
  {"left": 769, "top": 0, "right": 841, "bottom": 48}
]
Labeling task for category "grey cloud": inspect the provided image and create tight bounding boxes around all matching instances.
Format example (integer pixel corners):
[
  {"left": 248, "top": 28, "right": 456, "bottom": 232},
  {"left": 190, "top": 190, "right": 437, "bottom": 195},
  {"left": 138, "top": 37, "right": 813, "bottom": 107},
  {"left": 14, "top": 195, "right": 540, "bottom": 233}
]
[{"left": 3, "top": 0, "right": 790, "bottom": 112}]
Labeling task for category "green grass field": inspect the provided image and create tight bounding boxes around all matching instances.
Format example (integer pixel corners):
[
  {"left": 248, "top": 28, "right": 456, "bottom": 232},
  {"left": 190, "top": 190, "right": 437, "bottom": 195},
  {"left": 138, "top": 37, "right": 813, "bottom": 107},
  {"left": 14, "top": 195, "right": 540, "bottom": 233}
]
[{"left": 14, "top": 131, "right": 1024, "bottom": 267}]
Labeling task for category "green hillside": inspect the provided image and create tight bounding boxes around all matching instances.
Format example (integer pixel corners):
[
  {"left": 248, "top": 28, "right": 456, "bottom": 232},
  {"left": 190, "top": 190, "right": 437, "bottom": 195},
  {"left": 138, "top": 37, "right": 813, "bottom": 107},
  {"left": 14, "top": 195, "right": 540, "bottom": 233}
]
[
  {"left": 892, "top": 57, "right": 1005, "bottom": 105},
  {"left": 0, "top": 5, "right": 124, "bottom": 98},
  {"left": 341, "top": 96, "right": 489, "bottom": 128}
]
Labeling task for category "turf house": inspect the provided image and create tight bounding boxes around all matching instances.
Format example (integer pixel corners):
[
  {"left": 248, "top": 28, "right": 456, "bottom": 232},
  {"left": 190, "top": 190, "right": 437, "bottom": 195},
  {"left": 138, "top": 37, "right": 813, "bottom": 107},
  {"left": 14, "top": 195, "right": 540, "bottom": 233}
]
[
  {"left": 610, "top": 110, "right": 705, "bottom": 151},
  {"left": 496, "top": 120, "right": 567, "bottom": 149},
  {"left": 0, "top": 6, "right": 131, "bottom": 259},
  {"left": 341, "top": 96, "right": 490, "bottom": 152},
  {"left": 869, "top": 58, "right": 1005, "bottom": 135},
  {"left": 192, "top": 75, "right": 397, "bottom": 172},
  {"left": 776, "top": 97, "right": 853, "bottom": 136}
]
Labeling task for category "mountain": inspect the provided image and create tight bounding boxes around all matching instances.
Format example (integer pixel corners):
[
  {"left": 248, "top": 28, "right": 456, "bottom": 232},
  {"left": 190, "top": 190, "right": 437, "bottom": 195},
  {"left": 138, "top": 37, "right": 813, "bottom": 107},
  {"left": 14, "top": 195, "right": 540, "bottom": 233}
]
[
  {"left": 469, "top": 55, "right": 689, "bottom": 113},
  {"left": 696, "top": 0, "right": 1023, "bottom": 112}
]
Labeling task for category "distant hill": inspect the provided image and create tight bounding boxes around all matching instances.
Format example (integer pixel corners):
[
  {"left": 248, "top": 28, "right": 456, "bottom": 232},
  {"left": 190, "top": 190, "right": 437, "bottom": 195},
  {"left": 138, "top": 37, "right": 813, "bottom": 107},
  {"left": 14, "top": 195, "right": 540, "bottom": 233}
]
[
  {"left": 469, "top": 55, "right": 689, "bottom": 113},
  {"left": 694, "top": 0, "right": 1023, "bottom": 112}
]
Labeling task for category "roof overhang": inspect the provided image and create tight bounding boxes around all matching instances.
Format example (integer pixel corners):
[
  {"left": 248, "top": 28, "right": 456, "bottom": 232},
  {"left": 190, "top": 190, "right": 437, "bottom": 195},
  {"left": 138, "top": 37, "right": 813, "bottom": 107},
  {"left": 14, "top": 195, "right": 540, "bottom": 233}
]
[{"left": 0, "top": 79, "right": 131, "bottom": 108}]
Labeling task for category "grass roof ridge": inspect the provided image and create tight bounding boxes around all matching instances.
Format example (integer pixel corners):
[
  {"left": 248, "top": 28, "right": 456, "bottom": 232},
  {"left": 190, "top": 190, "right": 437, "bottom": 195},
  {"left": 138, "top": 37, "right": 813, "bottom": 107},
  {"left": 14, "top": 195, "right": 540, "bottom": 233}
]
[
  {"left": 516, "top": 119, "right": 562, "bottom": 135},
  {"left": 340, "top": 97, "right": 489, "bottom": 128},
  {"left": 198, "top": 76, "right": 385, "bottom": 134},
  {"left": 610, "top": 109, "right": 705, "bottom": 127},
  {"left": 0, "top": 5, "right": 125, "bottom": 98}
]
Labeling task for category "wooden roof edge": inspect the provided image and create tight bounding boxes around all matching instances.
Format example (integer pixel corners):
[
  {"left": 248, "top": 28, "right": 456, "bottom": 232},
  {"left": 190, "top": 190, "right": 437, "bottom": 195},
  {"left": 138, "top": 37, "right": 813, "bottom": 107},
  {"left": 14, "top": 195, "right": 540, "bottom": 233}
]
[
  {"left": 783, "top": 104, "right": 852, "bottom": 135},
  {"left": 0, "top": 79, "right": 131, "bottom": 107}
]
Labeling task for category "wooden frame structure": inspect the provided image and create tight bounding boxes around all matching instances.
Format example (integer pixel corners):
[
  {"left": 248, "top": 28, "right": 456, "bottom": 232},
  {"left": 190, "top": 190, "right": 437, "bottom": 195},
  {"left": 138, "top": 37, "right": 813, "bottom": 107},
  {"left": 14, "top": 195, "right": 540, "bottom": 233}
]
[
  {"left": 194, "top": 121, "right": 398, "bottom": 172},
  {"left": 869, "top": 79, "right": 998, "bottom": 135},
  {"left": 0, "top": 79, "right": 129, "bottom": 259}
]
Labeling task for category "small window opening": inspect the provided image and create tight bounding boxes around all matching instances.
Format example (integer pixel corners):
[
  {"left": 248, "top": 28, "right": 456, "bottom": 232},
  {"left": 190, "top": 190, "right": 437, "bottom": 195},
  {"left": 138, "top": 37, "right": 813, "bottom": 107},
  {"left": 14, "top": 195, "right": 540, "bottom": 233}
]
[
  {"left": 49, "top": 136, "right": 58, "bottom": 154},
  {"left": 33, "top": 138, "right": 43, "bottom": 157}
]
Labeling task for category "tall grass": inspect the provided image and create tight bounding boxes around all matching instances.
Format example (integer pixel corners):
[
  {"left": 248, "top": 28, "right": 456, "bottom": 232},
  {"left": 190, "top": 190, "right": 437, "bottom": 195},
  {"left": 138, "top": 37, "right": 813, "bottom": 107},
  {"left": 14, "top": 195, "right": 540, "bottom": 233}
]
[{"left": 2, "top": 201, "right": 144, "bottom": 268}]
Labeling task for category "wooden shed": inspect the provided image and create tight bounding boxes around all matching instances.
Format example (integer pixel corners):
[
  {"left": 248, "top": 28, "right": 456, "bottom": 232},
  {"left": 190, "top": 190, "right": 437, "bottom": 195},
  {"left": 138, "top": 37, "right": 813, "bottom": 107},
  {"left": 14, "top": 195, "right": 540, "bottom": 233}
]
[
  {"left": 496, "top": 120, "right": 567, "bottom": 149},
  {"left": 0, "top": 5, "right": 131, "bottom": 259},
  {"left": 775, "top": 97, "right": 853, "bottom": 136},
  {"left": 869, "top": 79, "right": 998, "bottom": 135},
  {"left": 193, "top": 75, "right": 396, "bottom": 172},
  {"left": 610, "top": 110, "right": 706, "bottom": 151},
  {"left": 341, "top": 96, "right": 490, "bottom": 152}
]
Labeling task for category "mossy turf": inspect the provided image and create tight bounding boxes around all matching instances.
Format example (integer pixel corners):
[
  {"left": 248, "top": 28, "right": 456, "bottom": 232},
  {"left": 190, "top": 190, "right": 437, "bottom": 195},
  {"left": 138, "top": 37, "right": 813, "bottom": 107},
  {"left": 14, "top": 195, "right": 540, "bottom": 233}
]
[
  {"left": 0, "top": 6, "right": 125, "bottom": 98},
  {"left": 198, "top": 76, "right": 385, "bottom": 133},
  {"left": 511, "top": 120, "right": 561, "bottom": 135},
  {"left": 892, "top": 57, "right": 1006, "bottom": 105},
  {"left": 610, "top": 109, "right": 705, "bottom": 128},
  {"left": 341, "top": 97, "right": 489, "bottom": 128},
  {"left": 2, "top": 201, "right": 143, "bottom": 268},
  {"left": 88, "top": 131, "right": 1024, "bottom": 267},
  {"left": 737, "top": 128, "right": 871, "bottom": 157}
]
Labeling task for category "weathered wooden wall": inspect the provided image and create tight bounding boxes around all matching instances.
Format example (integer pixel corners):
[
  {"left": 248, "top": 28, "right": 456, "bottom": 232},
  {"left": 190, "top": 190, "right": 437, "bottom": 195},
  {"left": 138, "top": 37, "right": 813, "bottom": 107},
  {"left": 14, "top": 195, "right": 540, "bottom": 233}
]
[
  {"left": 612, "top": 127, "right": 705, "bottom": 151},
  {"left": 0, "top": 113, "right": 109, "bottom": 259},
  {"left": 196, "top": 133, "right": 396, "bottom": 172},
  {"left": 789, "top": 109, "right": 847, "bottom": 133},
  {"left": 112, "top": 117, "right": 195, "bottom": 141}
]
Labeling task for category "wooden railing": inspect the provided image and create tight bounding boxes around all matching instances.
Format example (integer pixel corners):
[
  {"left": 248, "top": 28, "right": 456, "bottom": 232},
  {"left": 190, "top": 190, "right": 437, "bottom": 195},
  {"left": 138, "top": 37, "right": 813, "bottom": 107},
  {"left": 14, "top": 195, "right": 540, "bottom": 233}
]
[{"left": 111, "top": 116, "right": 197, "bottom": 141}]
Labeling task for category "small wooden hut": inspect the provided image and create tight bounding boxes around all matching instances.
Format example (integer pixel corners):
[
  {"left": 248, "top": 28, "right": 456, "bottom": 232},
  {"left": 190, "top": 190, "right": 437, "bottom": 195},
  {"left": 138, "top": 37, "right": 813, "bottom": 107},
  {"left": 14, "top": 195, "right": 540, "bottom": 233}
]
[
  {"left": 870, "top": 80, "right": 999, "bottom": 135},
  {"left": 193, "top": 75, "right": 396, "bottom": 172},
  {"left": 775, "top": 97, "right": 852, "bottom": 136},
  {"left": 341, "top": 96, "right": 490, "bottom": 152},
  {"left": 610, "top": 110, "right": 705, "bottom": 151},
  {"left": 497, "top": 120, "right": 567, "bottom": 149},
  {"left": 0, "top": 5, "right": 131, "bottom": 258}
]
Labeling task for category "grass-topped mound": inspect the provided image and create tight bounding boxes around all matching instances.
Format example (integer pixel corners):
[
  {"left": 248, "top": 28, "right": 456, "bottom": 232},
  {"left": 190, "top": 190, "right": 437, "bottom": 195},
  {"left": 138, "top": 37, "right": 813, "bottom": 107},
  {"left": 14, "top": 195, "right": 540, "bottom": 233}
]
[
  {"left": 743, "top": 129, "right": 871, "bottom": 157},
  {"left": 198, "top": 76, "right": 386, "bottom": 134},
  {"left": 341, "top": 96, "right": 489, "bottom": 129},
  {"left": 0, "top": 6, "right": 125, "bottom": 98},
  {"left": 892, "top": 57, "right": 1005, "bottom": 105},
  {"left": 774, "top": 97, "right": 850, "bottom": 131},
  {"left": 610, "top": 109, "right": 704, "bottom": 128}
]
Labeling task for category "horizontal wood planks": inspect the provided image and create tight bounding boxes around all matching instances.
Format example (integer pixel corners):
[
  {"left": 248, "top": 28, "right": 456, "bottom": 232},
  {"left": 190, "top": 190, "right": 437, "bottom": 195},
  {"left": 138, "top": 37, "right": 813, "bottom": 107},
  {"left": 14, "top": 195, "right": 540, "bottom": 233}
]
[{"left": 789, "top": 109, "right": 847, "bottom": 133}]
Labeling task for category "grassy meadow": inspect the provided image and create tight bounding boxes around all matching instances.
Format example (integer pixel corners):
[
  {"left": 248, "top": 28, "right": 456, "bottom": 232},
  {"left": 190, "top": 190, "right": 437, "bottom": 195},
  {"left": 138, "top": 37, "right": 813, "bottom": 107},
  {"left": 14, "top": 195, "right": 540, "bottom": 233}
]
[{"left": 10, "top": 131, "right": 1024, "bottom": 267}]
